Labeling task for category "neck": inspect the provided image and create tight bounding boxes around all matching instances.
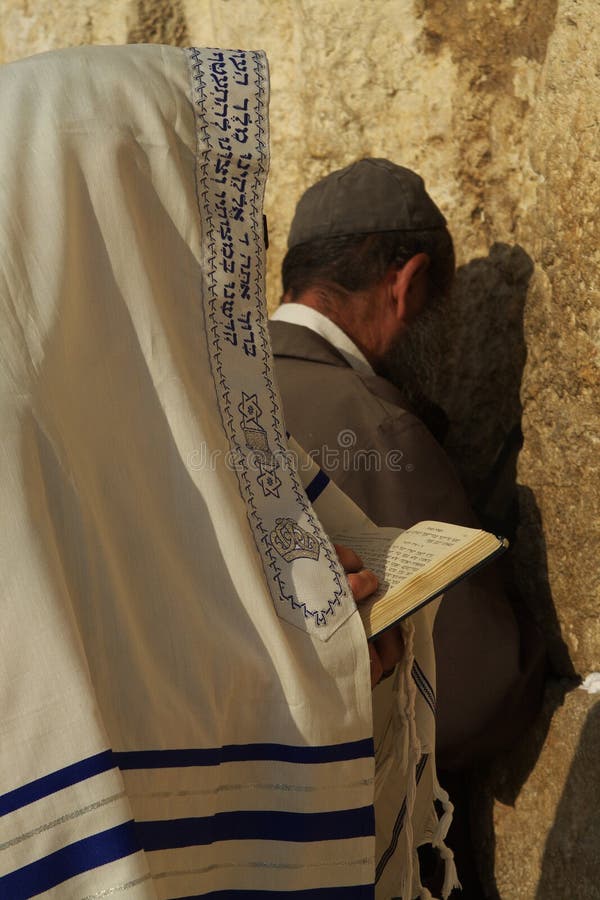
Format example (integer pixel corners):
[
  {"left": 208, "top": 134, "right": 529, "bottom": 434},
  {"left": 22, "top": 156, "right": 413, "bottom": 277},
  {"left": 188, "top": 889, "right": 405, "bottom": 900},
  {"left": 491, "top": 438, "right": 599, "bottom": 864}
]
[{"left": 287, "top": 289, "right": 384, "bottom": 369}]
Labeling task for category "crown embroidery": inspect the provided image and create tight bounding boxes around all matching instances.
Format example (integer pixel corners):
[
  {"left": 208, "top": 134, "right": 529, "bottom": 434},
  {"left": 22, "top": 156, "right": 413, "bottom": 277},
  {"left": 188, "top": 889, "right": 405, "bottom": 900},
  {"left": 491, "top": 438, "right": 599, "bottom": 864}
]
[{"left": 269, "top": 518, "right": 321, "bottom": 563}]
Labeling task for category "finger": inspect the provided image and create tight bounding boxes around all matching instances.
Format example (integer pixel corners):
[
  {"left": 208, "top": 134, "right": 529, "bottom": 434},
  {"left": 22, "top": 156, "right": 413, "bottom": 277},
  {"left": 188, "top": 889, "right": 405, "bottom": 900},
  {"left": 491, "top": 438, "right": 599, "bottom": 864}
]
[
  {"left": 369, "top": 643, "right": 383, "bottom": 688},
  {"left": 347, "top": 568, "right": 378, "bottom": 602},
  {"left": 333, "top": 543, "right": 363, "bottom": 573},
  {"left": 374, "top": 626, "right": 404, "bottom": 674}
]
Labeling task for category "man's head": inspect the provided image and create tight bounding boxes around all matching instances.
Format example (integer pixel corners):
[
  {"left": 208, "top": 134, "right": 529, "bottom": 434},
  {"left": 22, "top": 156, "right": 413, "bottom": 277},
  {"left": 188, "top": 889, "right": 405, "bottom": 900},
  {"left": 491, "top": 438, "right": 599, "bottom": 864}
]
[{"left": 281, "top": 158, "right": 454, "bottom": 382}]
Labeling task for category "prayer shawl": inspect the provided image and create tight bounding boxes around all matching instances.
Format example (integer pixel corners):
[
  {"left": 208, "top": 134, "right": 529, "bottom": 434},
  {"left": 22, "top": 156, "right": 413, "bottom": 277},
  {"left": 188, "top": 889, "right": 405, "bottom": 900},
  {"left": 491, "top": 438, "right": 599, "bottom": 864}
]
[{"left": 0, "top": 45, "right": 457, "bottom": 898}]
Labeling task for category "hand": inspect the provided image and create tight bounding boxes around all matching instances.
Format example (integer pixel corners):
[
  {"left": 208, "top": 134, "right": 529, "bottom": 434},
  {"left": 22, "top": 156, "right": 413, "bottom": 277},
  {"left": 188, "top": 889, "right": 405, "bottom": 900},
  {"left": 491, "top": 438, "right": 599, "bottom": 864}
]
[{"left": 334, "top": 544, "right": 404, "bottom": 688}]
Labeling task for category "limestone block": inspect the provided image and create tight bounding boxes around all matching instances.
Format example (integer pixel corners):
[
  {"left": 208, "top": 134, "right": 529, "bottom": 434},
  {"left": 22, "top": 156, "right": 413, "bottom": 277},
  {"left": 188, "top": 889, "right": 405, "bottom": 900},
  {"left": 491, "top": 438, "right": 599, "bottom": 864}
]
[
  {"left": 516, "top": 1, "right": 600, "bottom": 676},
  {"left": 0, "top": 1, "right": 132, "bottom": 59},
  {"left": 128, "top": 0, "right": 188, "bottom": 45},
  {"left": 473, "top": 682, "right": 600, "bottom": 899},
  {"left": 183, "top": 0, "right": 461, "bottom": 311}
]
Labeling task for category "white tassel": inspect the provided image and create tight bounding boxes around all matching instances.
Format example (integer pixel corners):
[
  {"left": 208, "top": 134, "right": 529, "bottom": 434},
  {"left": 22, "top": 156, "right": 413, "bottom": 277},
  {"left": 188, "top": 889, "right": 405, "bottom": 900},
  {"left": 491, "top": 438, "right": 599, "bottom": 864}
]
[
  {"left": 432, "top": 775, "right": 454, "bottom": 843},
  {"left": 431, "top": 775, "right": 461, "bottom": 898},
  {"left": 396, "top": 620, "right": 422, "bottom": 900},
  {"left": 439, "top": 842, "right": 461, "bottom": 899},
  {"left": 377, "top": 621, "right": 443, "bottom": 899},
  {"left": 392, "top": 657, "right": 409, "bottom": 770}
]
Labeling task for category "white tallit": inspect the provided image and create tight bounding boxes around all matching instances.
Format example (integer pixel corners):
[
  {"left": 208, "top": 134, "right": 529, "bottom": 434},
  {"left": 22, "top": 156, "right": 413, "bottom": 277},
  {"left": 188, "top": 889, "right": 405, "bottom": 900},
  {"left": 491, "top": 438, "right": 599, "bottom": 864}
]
[{"left": 0, "top": 44, "right": 456, "bottom": 898}]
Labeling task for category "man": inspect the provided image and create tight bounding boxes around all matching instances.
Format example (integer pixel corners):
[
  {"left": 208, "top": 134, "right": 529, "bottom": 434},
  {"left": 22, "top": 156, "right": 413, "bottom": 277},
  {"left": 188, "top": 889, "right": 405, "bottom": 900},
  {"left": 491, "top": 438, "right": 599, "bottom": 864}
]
[{"left": 270, "top": 158, "right": 545, "bottom": 892}]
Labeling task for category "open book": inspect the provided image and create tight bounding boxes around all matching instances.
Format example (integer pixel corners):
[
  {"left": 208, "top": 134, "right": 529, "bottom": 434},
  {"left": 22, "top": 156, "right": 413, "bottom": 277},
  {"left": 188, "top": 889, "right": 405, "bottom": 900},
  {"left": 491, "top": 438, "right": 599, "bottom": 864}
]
[{"left": 332, "top": 521, "right": 508, "bottom": 640}]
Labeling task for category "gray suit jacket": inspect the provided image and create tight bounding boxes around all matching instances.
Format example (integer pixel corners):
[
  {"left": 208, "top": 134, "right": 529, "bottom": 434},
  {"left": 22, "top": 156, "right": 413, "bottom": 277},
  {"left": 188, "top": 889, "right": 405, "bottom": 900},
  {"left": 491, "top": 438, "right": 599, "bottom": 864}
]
[{"left": 271, "top": 319, "right": 542, "bottom": 768}]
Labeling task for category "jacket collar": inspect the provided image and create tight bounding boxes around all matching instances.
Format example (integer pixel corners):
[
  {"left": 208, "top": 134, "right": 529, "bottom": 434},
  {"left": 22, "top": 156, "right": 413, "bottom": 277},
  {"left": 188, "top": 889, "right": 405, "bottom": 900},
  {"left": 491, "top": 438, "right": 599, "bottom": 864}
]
[
  {"left": 269, "top": 320, "right": 349, "bottom": 367},
  {"left": 269, "top": 319, "right": 417, "bottom": 411}
]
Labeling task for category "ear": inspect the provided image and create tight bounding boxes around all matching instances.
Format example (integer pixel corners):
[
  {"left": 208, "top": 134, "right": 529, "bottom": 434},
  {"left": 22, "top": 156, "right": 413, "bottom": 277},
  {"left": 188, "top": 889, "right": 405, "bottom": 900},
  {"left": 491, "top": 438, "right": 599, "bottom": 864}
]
[{"left": 390, "top": 253, "right": 430, "bottom": 323}]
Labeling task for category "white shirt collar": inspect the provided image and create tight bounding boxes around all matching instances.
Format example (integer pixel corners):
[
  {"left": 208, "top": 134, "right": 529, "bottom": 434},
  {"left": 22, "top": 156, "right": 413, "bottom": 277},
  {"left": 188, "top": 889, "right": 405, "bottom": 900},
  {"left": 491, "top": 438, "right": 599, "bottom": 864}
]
[{"left": 270, "top": 303, "right": 375, "bottom": 377}]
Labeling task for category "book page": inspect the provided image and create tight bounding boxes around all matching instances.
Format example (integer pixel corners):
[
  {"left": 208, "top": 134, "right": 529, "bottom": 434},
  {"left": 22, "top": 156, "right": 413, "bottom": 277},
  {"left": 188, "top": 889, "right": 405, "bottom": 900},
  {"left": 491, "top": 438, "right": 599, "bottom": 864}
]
[
  {"left": 333, "top": 521, "right": 480, "bottom": 599},
  {"left": 332, "top": 520, "right": 505, "bottom": 638}
]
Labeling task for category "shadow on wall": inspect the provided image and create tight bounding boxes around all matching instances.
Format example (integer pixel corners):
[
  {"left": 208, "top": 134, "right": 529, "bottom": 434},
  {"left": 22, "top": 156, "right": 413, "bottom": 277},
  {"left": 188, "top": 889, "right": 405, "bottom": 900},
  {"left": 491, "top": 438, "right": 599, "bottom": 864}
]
[
  {"left": 433, "top": 243, "right": 531, "bottom": 499},
  {"left": 430, "top": 243, "right": 580, "bottom": 898},
  {"left": 431, "top": 242, "right": 575, "bottom": 679}
]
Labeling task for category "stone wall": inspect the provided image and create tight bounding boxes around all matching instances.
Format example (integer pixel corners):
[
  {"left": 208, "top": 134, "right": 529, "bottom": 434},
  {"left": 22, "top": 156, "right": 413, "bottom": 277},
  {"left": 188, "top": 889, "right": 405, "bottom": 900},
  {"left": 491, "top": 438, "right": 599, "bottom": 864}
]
[{"left": 1, "top": 2, "right": 598, "bottom": 896}]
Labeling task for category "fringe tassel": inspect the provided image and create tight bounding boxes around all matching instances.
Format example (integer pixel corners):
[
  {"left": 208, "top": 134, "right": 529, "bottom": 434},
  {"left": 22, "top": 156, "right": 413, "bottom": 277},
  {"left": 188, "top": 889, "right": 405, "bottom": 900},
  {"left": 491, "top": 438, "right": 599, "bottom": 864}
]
[
  {"left": 431, "top": 774, "right": 461, "bottom": 898},
  {"left": 375, "top": 621, "right": 451, "bottom": 899},
  {"left": 375, "top": 622, "right": 411, "bottom": 799},
  {"left": 392, "top": 669, "right": 409, "bottom": 769},
  {"left": 397, "top": 620, "right": 422, "bottom": 900}
]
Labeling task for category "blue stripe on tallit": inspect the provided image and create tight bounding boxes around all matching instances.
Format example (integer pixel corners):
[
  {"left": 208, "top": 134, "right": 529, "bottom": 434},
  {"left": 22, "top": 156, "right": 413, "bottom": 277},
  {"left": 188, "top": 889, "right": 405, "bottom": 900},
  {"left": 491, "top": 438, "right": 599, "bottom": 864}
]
[
  {"left": 136, "top": 806, "right": 375, "bottom": 851},
  {"left": 0, "top": 821, "right": 140, "bottom": 898},
  {"left": 375, "top": 753, "right": 429, "bottom": 884},
  {"left": 115, "top": 738, "right": 374, "bottom": 769},
  {"left": 0, "top": 749, "right": 115, "bottom": 815},
  {"left": 176, "top": 886, "right": 375, "bottom": 899},
  {"left": 1, "top": 740, "right": 375, "bottom": 896},
  {"left": 411, "top": 659, "right": 436, "bottom": 714},
  {"left": 0, "top": 740, "right": 374, "bottom": 817},
  {"left": 305, "top": 469, "right": 330, "bottom": 502}
]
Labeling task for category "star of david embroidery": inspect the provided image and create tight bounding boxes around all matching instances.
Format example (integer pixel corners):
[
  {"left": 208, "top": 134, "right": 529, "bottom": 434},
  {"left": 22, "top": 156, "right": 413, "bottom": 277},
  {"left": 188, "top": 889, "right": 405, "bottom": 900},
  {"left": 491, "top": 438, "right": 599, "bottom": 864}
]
[
  {"left": 239, "top": 392, "right": 261, "bottom": 427},
  {"left": 257, "top": 468, "right": 282, "bottom": 497}
]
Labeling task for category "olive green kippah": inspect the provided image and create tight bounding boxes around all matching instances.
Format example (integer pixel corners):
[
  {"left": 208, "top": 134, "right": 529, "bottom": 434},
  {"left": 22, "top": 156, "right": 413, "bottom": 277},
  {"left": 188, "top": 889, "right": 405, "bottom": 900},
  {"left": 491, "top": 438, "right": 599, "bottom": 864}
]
[{"left": 287, "top": 157, "right": 447, "bottom": 249}]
